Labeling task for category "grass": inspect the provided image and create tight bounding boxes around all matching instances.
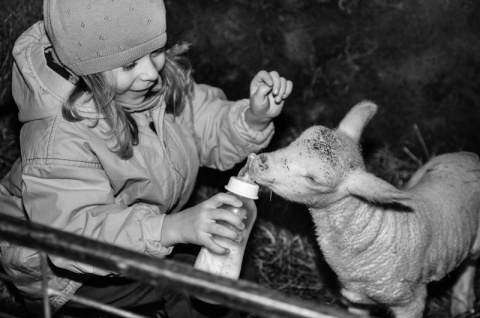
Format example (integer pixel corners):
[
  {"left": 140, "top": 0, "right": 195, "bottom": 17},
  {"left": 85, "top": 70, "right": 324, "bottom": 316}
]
[{"left": 2, "top": 0, "right": 480, "bottom": 317}]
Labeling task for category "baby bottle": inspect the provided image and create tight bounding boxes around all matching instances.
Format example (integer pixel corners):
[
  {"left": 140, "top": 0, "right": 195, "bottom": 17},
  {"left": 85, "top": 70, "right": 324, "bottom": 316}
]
[{"left": 194, "top": 154, "right": 258, "bottom": 302}]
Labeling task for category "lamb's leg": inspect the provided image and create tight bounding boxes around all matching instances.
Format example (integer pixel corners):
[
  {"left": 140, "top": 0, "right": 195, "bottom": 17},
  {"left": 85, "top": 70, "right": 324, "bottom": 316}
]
[
  {"left": 389, "top": 286, "right": 426, "bottom": 318},
  {"left": 451, "top": 259, "right": 476, "bottom": 317}
]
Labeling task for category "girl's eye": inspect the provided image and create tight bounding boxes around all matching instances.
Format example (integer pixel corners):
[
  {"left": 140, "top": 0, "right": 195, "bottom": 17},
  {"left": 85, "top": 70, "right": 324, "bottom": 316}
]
[
  {"left": 123, "top": 62, "right": 137, "bottom": 71},
  {"left": 151, "top": 47, "right": 165, "bottom": 57}
]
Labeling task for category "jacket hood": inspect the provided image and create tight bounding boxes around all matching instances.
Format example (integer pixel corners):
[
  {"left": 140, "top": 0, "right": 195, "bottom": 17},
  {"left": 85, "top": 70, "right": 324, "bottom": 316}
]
[{"left": 12, "top": 21, "right": 76, "bottom": 123}]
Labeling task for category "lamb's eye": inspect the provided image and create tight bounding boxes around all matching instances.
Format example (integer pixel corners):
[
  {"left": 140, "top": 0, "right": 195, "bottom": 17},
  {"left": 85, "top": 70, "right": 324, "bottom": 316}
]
[{"left": 306, "top": 176, "right": 316, "bottom": 184}]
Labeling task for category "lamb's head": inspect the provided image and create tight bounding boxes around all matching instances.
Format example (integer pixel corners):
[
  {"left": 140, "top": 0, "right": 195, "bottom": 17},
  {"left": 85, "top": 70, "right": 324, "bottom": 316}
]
[
  {"left": 251, "top": 125, "right": 359, "bottom": 206},
  {"left": 251, "top": 101, "right": 411, "bottom": 208}
]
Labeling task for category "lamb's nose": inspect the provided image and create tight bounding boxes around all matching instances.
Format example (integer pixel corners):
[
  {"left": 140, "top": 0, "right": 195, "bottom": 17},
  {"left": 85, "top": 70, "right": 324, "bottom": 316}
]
[{"left": 257, "top": 154, "right": 268, "bottom": 170}]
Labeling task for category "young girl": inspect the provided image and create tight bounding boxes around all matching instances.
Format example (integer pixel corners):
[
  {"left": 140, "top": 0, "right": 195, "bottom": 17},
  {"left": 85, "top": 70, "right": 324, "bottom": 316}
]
[{"left": 0, "top": 0, "right": 292, "bottom": 317}]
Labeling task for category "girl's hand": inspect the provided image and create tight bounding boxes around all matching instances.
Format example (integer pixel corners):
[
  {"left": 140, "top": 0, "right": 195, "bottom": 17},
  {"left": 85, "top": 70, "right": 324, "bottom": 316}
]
[
  {"left": 161, "top": 193, "right": 246, "bottom": 254},
  {"left": 246, "top": 70, "right": 293, "bottom": 131}
]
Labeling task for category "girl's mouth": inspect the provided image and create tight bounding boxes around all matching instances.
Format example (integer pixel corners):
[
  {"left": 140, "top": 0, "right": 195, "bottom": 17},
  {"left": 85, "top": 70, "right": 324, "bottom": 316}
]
[
  {"left": 135, "top": 78, "right": 162, "bottom": 93},
  {"left": 150, "top": 81, "right": 162, "bottom": 93}
]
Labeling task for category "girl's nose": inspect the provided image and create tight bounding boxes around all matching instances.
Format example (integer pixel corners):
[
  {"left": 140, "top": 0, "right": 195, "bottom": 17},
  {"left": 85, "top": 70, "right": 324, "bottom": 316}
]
[{"left": 139, "top": 56, "right": 159, "bottom": 82}]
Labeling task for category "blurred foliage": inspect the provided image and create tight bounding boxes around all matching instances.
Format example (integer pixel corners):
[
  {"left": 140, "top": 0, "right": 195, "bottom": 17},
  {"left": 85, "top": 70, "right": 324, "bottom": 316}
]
[{"left": 0, "top": 0, "right": 42, "bottom": 176}]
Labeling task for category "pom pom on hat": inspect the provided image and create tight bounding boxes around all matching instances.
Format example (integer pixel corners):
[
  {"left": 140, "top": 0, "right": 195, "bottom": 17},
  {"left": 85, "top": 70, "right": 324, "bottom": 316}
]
[{"left": 44, "top": 0, "right": 167, "bottom": 76}]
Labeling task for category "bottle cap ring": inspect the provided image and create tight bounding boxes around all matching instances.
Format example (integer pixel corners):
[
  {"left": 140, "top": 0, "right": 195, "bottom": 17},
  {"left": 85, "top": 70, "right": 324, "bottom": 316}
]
[{"left": 225, "top": 177, "right": 259, "bottom": 199}]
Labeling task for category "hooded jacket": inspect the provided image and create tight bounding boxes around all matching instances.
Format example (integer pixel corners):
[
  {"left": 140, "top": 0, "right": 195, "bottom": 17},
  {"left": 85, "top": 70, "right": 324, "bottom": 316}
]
[{"left": 0, "top": 21, "right": 274, "bottom": 311}]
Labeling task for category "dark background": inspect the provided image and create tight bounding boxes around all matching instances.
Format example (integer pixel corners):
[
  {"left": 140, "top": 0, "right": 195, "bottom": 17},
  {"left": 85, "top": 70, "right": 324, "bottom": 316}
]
[
  {"left": 165, "top": 0, "right": 480, "bottom": 161},
  {"left": 1, "top": 0, "right": 480, "bottom": 317}
]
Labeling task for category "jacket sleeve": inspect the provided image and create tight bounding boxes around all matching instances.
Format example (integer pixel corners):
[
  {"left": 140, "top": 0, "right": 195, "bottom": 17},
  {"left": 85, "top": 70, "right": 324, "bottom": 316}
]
[
  {"left": 180, "top": 83, "right": 275, "bottom": 170},
  {"left": 21, "top": 161, "right": 172, "bottom": 276}
]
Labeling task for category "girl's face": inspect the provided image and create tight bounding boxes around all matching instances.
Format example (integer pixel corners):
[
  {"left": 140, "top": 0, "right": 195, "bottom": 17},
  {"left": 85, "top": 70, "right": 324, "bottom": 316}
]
[{"left": 113, "top": 48, "right": 166, "bottom": 107}]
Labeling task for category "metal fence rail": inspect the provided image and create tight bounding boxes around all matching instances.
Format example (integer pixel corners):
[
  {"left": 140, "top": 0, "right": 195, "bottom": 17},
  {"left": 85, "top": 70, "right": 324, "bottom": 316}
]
[{"left": 0, "top": 214, "right": 357, "bottom": 318}]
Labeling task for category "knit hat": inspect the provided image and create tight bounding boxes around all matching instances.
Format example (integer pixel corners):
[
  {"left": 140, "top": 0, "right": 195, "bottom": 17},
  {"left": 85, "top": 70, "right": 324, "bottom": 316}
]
[{"left": 43, "top": 0, "right": 167, "bottom": 76}]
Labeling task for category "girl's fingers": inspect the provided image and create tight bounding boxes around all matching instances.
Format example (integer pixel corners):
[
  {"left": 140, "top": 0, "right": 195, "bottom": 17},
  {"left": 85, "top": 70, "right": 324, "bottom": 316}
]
[
  {"left": 210, "top": 193, "right": 243, "bottom": 208},
  {"left": 250, "top": 86, "right": 270, "bottom": 108},
  {"left": 212, "top": 222, "right": 242, "bottom": 242},
  {"left": 275, "top": 78, "right": 287, "bottom": 103},
  {"left": 285, "top": 80, "right": 294, "bottom": 98},
  {"left": 203, "top": 222, "right": 243, "bottom": 254},
  {"left": 252, "top": 70, "right": 272, "bottom": 88},
  {"left": 258, "top": 83, "right": 274, "bottom": 100},
  {"left": 203, "top": 237, "right": 229, "bottom": 255},
  {"left": 213, "top": 208, "right": 245, "bottom": 230},
  {"left": 269, "top": 71, "right": 281, "bottom": 95}
]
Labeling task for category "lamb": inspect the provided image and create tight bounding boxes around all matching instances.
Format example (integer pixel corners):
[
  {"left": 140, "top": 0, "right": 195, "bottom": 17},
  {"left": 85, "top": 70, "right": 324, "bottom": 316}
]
[{"left": 249, "top": 101, "right": 480, "bottom": 318}]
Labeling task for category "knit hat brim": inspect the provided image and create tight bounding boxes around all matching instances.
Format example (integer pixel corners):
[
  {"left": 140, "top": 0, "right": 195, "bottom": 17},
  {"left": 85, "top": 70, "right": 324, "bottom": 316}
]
[
  {"left": 68, "top": 34, "right": 167, "bottom": 75},
  {"left": 44, "top": 0, "right": 167, "bottom": 76}
]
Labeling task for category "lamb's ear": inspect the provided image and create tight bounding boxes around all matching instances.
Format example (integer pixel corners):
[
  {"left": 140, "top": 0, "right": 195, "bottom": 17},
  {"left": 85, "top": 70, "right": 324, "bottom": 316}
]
[
  {"left": 337, "top": 101, "right": 378, "bottom": 142},
  {"left": 343, "top": 170, "right": 413, "bottom": 208}
]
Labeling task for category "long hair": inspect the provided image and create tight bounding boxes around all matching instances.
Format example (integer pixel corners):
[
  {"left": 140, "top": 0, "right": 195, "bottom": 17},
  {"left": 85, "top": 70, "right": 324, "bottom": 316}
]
[{"left": 63, "top": 43, "right": 194, "bottom": 159}]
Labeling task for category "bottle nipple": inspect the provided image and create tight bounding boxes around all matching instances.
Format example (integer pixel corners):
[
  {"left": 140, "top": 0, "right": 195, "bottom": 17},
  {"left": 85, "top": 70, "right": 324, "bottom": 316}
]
[
  {"left": 225, "top": 154, "right": 259, "bottom": 199},
  {"left": 237, "top": 153, "right": 257, "bottom": 183}
]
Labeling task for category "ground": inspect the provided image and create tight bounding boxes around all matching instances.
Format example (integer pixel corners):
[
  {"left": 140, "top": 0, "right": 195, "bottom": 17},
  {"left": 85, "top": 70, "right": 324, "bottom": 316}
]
[{"left": 1, "top": 0, "right": 480, "bottom": 317}]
